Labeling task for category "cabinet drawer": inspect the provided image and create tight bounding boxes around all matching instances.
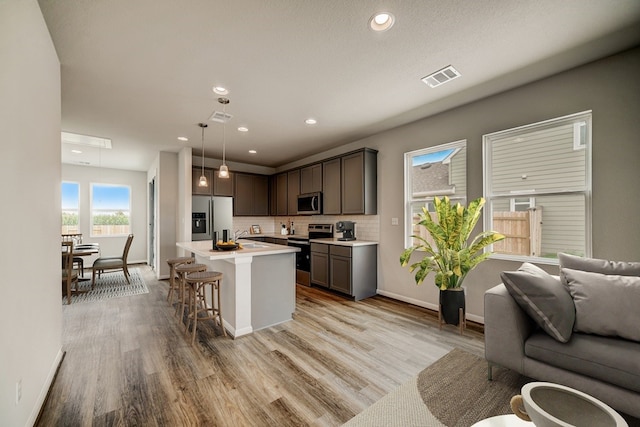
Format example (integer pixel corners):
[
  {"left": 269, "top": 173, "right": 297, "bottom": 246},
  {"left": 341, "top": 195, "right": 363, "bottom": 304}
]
[
  {"left": 311, "top": 243, "right": 329, "bottom": 254},
  {"left": 330, "top": 245, "right": 351, "bottom": 257}
]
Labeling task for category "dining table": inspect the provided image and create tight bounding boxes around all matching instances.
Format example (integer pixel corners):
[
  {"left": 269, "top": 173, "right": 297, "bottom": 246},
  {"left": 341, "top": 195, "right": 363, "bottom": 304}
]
[{"left": 62, "top": 244, "right": 100, "bottom": 279}]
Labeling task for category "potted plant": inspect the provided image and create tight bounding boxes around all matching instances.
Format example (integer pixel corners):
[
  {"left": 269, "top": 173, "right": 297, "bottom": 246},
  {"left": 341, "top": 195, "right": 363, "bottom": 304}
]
[{"left": 400, "top": 196, "right": 505, "bottom": 325}]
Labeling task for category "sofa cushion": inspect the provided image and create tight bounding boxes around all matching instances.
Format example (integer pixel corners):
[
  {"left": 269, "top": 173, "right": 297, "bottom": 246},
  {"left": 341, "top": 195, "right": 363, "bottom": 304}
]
[
  {"left": 525, "top": 331, "right": 640, "bottom": 393},
  {"left": 558, "top": 252, "right": 640, "bottom": 285},
  {"left": 501, "top": 263, "right": 575, "bottom": 343},
  {"left": 562, "top": 268, "right": 640, "bottom": 342}
]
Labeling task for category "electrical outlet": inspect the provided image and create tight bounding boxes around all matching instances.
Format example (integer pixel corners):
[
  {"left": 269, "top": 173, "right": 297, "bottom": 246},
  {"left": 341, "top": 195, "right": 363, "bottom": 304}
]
[
  {"left": 391, "top": 217, "right": 399, "bottom": 226},
  {"left": 16, "top": 379, "right": 22, "bottom": 405}
]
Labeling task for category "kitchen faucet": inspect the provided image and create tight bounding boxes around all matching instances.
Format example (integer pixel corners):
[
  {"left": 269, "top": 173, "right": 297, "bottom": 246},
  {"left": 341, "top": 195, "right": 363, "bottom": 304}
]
[{"left": 234, "top": 229, "right": 249, "bottom": 241}]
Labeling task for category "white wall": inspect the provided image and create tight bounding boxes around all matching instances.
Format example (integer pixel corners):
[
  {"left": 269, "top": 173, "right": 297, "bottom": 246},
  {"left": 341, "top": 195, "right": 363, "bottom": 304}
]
[
  {"left": 149, "top": 151, "right": 179, "bottom": 278},
  {"left": 0, "top": 1, "right": 63, "bottom": 425},
  {"left": 62, "top": 164, "right": 148, "bottom": 263},
  {"left": 279, "top": 47, "right": 640, "bottom": 323}
]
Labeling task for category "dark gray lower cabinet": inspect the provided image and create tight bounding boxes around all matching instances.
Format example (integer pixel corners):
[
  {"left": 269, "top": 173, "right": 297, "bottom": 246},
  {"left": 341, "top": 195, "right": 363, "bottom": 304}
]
[
  {"left": 311, "top": 243, "right": 377, "bottom": 301},
  {"left": 310, "top": 243, "right": 329, "bottom": 288},
  {"left": 330, "top": 246, "right": 352, "bottom": 294}
]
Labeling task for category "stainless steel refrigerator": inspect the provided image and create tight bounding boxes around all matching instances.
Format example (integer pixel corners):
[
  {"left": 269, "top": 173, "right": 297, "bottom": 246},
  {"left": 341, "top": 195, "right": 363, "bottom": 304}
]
[{"left": 191, "top": 196, "right": 233, "bottom": 241}]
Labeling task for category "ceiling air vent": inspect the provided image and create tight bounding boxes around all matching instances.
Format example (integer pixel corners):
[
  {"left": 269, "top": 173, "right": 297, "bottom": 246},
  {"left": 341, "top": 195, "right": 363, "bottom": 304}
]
[
  {"left": 209, "top": 111, "right": 233, "bottom": 123},
  {"left": 421, "top": 65, "right": 461, "bottom": 88}
]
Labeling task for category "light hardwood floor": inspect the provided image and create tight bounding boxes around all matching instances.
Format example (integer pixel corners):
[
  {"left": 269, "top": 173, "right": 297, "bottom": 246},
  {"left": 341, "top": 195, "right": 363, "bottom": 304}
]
[{"left": 37, "top": 265, "right": 484, "bottom": 426}]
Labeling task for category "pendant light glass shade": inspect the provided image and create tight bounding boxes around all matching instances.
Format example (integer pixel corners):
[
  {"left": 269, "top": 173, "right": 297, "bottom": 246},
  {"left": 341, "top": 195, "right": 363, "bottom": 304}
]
[
  {"left": 198, "top": 123, "right": 208, "bottom": 187},
  {"left": 218, "top": 97, "right": 230, "bottom": 179},
  {"left": 218, "top": 164, "right": 229, "bottom": 178}
]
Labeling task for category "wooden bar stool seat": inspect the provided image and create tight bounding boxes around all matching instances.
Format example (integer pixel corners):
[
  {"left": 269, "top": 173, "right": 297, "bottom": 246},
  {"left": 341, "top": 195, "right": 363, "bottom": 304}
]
[
  {"left": 166, "top": 256, "right": 195, "bottom": 304},
  {"left": 185, "top": 271, "right": 226, "bottom": 345},
  {"left": 174, "top": 263, "right": 207, "bottom": 319}
]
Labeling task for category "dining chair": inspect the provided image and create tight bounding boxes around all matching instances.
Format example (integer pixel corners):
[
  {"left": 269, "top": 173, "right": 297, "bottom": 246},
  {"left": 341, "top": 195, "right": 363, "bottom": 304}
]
[
  {"left": 91, "top": 234, "right": 134, "bottom": 287},
  {"left": 74, "top": 243, "right": 100, "bottom": 277},
  {"left": 62, "top": 233, "right": 85, "bottom": 273},
  {"left": 62, "top": 241, "right": 79, "bottom": 304}
]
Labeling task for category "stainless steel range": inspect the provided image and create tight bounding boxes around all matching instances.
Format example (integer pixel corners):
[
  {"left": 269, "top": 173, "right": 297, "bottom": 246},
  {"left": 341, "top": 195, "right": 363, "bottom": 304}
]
[{"left": 287, "top": 223, "right": 333, "bottom": 286}]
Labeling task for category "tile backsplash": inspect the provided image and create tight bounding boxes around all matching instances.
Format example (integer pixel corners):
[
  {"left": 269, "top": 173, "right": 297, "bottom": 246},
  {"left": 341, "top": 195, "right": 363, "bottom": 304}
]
[{"left": 233, "top": 215, "right": 379, "bottom": 241}]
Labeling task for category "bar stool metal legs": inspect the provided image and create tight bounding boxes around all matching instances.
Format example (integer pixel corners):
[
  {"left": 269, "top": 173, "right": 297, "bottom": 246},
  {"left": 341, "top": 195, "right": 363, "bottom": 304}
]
[
  {"left": 185, "top": 271, "right": 226, "bottom": 345},
  {"left": 166, "top": 257, "right": 194, "bottom": 304},
  {"left": 174, "top": 263, "right": 207, "bottom": 319}
]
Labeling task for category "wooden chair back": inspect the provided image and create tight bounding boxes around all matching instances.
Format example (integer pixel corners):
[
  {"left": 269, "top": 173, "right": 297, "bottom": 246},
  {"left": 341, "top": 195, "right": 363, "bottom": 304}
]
[
  {"left": 62, "top": 241, "right": 78, "bottom": 304},
  {"left": 122, "top": 234, "right": 134, "bottom": 262},
  {"left": 62, "top": 241, "right": 74, "bottom": 273},
  {"left": 62, "top": 233, "right": 83, "bottom": 244}
]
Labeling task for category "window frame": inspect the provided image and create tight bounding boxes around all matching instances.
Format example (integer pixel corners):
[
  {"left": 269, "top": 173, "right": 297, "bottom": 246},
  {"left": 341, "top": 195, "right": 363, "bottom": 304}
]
[
  {"left": 482, "top": 111, "right": 592, "bottom": 264},
  {"left": 404, "top": 139, "right": 467, "bottom": 249},
  {"left": 90, "top": 182, "right": 132, "bottom": 238}
]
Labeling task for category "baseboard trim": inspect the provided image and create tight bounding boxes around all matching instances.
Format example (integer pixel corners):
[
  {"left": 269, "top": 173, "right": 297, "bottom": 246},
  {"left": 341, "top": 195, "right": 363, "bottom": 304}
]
[
  {"left": 376, "top": 289, "right": 485, "bottom": 324},
  {"left": 31, "top": 348, "right": 65, "bottom": 426}
]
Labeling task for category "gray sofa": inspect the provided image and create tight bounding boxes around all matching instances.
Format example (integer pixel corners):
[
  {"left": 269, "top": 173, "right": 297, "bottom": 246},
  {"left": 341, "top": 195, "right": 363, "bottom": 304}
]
[{"left": 485, "top": 281, "right": 640, "bottom": 419}]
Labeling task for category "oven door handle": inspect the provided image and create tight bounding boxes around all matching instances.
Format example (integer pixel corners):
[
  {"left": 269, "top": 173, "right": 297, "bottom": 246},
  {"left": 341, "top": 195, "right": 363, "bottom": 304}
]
[{"left": 288, "top": 241, "right": 310, "bottom": 246}]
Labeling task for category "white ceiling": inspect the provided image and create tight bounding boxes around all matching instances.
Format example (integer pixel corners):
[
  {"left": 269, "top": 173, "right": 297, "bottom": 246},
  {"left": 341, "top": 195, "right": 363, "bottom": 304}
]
[{"left": 39, "top": 0, "right": 640, "bottom": 171}]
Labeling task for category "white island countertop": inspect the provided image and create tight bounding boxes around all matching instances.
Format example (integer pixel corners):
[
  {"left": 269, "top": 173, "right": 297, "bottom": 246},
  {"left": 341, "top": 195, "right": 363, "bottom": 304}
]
[
  {"left": 177, "top": 239, "right": 299, "bottom": 260},
  {"left": 176, "top": 239, "right": 299, "bottom": 339}
]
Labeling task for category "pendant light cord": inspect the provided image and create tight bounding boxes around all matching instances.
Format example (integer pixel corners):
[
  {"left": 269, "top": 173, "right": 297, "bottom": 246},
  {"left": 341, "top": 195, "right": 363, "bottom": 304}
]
[
  {"left": 201, "top": 124, "right": 205, "bottom": 178},
  {"left": 222, "top": 103, "right": 226, "bottom": 166}
]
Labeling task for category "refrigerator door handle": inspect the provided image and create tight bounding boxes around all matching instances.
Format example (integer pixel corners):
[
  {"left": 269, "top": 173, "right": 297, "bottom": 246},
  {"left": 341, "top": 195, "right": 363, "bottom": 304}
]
[{"left": 209, "top": 199, "right": 213, "bottom": 237}]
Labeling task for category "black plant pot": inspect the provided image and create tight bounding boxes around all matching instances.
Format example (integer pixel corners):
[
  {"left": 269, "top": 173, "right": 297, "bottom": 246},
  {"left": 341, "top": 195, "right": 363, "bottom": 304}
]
[{"left": 439, "top": 288, "right": 466, "bottom": 326}]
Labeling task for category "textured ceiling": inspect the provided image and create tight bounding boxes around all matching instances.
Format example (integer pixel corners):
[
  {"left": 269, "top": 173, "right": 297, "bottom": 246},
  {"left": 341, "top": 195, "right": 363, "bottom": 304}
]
[{"left": 38, "top": 0, "right": 640, "bottom": 171}]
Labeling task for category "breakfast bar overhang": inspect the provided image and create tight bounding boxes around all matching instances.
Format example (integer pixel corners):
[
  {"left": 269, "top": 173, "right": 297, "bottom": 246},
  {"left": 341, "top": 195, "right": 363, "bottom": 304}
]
[{"left": 176, "top": 240, "right": 300, "bottom": 338}]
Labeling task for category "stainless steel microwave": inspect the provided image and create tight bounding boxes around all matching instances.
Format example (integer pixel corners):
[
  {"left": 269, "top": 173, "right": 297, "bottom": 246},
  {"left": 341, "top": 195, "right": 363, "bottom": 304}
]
[{"left": 297, "top": 192, "right": 322, "bottom": 215}]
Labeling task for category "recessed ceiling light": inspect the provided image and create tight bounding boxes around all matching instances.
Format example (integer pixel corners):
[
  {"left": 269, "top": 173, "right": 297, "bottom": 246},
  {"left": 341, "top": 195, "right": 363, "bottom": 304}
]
[
  {"left": 305, "top": 118, "right": 317, "bottom": 125},
  {"left": 369, "top": 12, "right": 395, "bottom": 32},
  {"left": 71, "top": 149, "right": 82, "bottom": 154},
  {"left": 238, "top": 126, "right": 249, "bottom": 132},
  {"left": 212, "top": 86, "right": 229, "bottom": 95},
  {"left": 249, "top": 149, "right": 257, "bottom": 154},
  {"left": 421, "top": 65, "right": 461, "bottom": 88},
  {"left": 177, "top": 136, "right": 188, "bottom": 142}
]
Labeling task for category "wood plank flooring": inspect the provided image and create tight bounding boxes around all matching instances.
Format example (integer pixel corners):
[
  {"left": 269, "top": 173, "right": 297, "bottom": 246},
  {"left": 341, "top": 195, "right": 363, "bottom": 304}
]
[{"left": 37, "top": 265, "right": 484, "bottom": 426}]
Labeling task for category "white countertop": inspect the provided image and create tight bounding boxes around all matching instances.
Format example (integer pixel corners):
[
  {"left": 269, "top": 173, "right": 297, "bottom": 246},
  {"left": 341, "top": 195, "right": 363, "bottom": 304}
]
[
  {"left": 177, "top": 239, "right": 299, "bottom": 260},
  {"left": 309, "top": 238, "right": 378, "bottom": 247}
]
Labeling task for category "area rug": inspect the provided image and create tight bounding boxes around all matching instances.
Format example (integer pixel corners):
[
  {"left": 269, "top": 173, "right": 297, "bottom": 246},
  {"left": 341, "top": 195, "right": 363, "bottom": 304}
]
[
  {"left": 62, "top": 268, "right": 148, "bottom": 305},
  {"left": 343, "top": 348, "right": 530, "bottom": 427}
]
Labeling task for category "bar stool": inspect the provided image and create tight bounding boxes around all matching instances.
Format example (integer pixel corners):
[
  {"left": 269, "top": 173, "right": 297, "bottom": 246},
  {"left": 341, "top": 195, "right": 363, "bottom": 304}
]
[
  {"left": 185, "top": 271, "right": 226, "bottom": 345},
  {"left": 166, "top": 256, "right": 195, "bottom": 304},
  {"left": 174, "top": 263, "right": 207, "bottom": 319}
]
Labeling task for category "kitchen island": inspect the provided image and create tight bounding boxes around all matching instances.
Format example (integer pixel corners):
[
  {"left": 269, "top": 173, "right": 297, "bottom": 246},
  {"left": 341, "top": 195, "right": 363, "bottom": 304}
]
[{"left": 176, "top": 239, "right": 299, "bottom": 338}]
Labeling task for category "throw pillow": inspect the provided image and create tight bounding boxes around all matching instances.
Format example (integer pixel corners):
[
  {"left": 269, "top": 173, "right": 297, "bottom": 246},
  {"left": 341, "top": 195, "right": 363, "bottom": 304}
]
[
  {"left": 562, "top": 268, "right": 640, "bottom": 342},
  {"left": 558, "top": 253, "right": 640, "bottom": 286},
  {"left": 501, "top": 263, "right": 575, "bottom": 343}
]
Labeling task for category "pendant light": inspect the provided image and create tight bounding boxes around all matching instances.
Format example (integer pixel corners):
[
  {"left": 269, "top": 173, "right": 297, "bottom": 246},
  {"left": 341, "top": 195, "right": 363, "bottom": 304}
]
[
  {"left": 218, "top": 97, "right": 230, "bottom": 179},
  {"left": 198, "top": 123, "right": 208, "bottom": 187}
]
